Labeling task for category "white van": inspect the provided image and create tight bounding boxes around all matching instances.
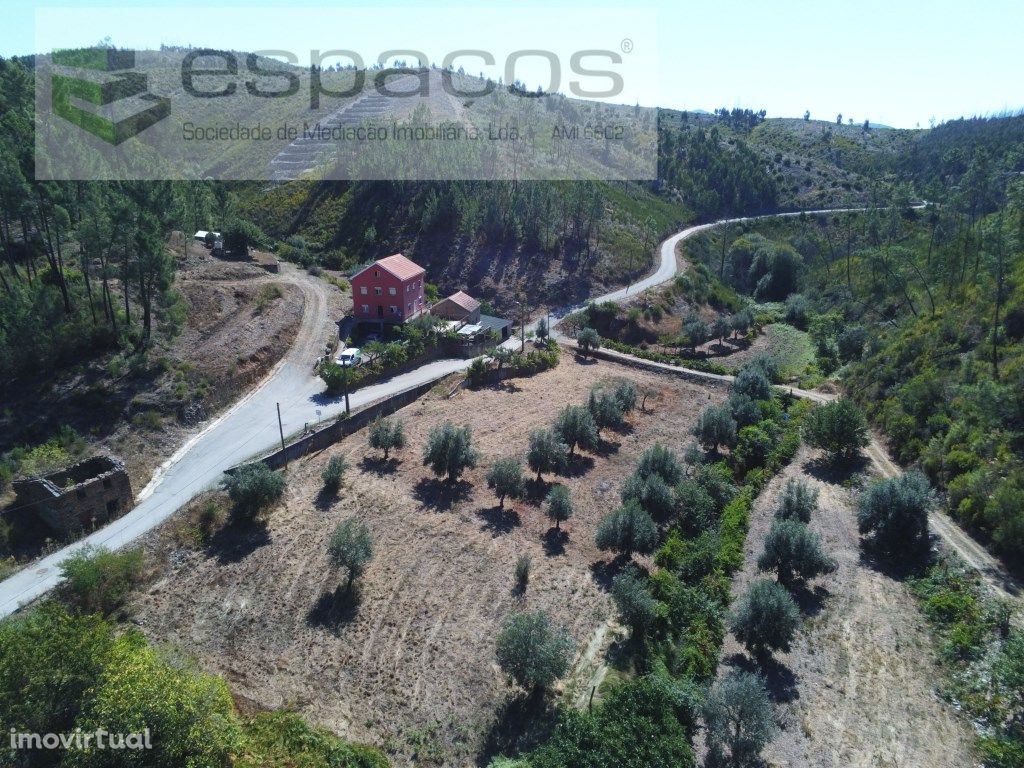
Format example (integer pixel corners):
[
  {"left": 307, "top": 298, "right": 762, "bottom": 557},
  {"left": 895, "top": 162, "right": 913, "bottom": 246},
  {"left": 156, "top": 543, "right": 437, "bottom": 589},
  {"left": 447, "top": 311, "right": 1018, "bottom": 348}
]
[{"left": 336, "top": 348, "right": 362, "bottom": 367}]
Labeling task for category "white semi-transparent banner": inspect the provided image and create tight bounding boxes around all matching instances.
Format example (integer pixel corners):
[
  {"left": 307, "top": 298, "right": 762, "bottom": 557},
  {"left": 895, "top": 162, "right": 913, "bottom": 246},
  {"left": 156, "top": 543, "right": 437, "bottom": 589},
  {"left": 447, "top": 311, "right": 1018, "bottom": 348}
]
[{"left": 34, "top": 6, "right": 658, "bottom": 181}]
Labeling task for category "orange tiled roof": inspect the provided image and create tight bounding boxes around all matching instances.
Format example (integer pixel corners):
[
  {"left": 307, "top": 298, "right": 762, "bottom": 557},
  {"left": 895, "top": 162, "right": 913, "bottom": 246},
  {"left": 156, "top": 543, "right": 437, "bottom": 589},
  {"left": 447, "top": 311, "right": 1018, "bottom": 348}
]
[
  {"left": 446, "top": 291, "right": 481, "bottom": 312},
  {"left": 374, "top": 253, "right": 425, "bottom": 281}
]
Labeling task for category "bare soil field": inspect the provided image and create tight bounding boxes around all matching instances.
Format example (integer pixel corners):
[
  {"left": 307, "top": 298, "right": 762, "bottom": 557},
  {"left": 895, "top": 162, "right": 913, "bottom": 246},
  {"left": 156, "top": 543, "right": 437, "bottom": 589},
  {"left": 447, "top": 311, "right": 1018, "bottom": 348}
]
[
  {"left": 719, "top": 448, "right": 976, "bottom": 768},
  {"left": 132, "top": 359, "right": 725, "bottom": 766}
]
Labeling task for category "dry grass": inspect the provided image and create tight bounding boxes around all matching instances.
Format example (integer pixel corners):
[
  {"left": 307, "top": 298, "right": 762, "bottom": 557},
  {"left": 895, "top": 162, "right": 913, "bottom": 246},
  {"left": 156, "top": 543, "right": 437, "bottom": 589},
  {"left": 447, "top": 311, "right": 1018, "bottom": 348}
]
[{"left": 133, "top": 359, "right": 725, "bottom": 766}]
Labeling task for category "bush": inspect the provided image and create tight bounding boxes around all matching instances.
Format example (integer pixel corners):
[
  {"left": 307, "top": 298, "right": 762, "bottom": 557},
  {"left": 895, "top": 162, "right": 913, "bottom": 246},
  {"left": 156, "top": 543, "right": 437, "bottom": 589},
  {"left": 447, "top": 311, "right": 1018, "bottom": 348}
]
[
  {"left": 784, "top": 293, "right": 811, "bottom": 328},
  {"left": 857, "top": 471, "right": 932, "bottom": 559},
  {"left": 57, "top": 545, "right": 142, "bottom": 616},
  {"left": 69, "top": 634, "right": 242, "bottom": 768},
  {"left": 527, "top": 428, "right": 570, "bottom": 481},
  {"left": 527, "top": 676, "right": 697, "bottom": 768},
  {"left": 495, "top": 610, "right": 574, "bottom": 692},
  {"left": 727, "top": 393, "right": 761, "bottom": 428},
  {"left": 611, "top": 566, "right": 660, "bottom": 636},
  {"left": 328, "top": 517, "right": 374, "bottom": 591},
  {"left": 673, "top": 480, "right": 717, "bottom": 535},
  {"left": 803, "top": 398, "right": 869, "bottom": 464},
  {"left": 775, "top": 478, "right": 819, "bottom": 522},
  {"left": 321, "top": 455, "right": 347, "bottom": 492},
  {"left": 222, "top": 463, "right": 286, "bottom": 521},
  {"left": 693, "top": 405, "right": 737, "bottom": 454},
  {"left": 595, "top": 500, "right": 659, "bottom": 558},
  {"left": 577, "top": 327, "right": 601, "bottom": 358},
  {"left": 732, "top": 423, "right": 774, "bottom": 475},
  {"left": 514, "top": 554, "right": 532, "bottom": 593},
  {"left": 368, "top": 417, "right": 407, "bottom": 459},
  {"left": 704, "top": 670, "right": 776, "bottom": 768},
  {"left": 553, "top": 405, "right": 599, "bottom": 457},
  {"left": 730, "top": 578, "right": 800, "bottom": 658},
  {"left": 545, "top": 484, "right": 573, "bottom": 529},
  {"left": 487, "top": 457, "right": 525, "bottom": 508},
  {"left": 422, "top": 422, "right": 479, "bottom": 482},
  {"left": 758, "top": 519, "right": 836, "bottom": 586},
  {"left": 837, "top": 325, "right": 868, "bottom": 362}
]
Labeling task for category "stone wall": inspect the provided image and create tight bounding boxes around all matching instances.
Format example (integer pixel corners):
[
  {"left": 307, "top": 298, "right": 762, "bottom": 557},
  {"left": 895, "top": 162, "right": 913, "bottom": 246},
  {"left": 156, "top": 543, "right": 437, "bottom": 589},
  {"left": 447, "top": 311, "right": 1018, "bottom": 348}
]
[{"left": 12, "top": 456, "right": 134, "bottom": 535}]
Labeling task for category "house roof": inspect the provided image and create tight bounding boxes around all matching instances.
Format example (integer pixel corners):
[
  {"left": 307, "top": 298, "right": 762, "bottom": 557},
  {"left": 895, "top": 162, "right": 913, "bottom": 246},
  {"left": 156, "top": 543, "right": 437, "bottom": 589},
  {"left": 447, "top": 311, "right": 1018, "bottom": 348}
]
[
  {"left": 444, "top": 291, "right": 481, "bottom": 312},
  {"left": 353, "top": 253, "right": 425, "bottom": 282}
]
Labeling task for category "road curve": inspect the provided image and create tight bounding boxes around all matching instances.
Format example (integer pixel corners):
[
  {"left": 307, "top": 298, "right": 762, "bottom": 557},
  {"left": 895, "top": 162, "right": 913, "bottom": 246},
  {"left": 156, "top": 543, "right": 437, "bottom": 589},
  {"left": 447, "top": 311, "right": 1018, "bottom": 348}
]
[{"left": 0, "top": 203, "right": 949, "bottom": 618}]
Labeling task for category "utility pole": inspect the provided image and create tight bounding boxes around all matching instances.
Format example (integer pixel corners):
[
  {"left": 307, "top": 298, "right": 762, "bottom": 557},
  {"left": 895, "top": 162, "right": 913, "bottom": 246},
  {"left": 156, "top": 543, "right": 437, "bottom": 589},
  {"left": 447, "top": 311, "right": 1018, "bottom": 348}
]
[
  {"left": 276, "top": 402, "right": 287, "bottom": 468},
  {"left": 342, "top": 363, "right": 351, "bottom": 415}
]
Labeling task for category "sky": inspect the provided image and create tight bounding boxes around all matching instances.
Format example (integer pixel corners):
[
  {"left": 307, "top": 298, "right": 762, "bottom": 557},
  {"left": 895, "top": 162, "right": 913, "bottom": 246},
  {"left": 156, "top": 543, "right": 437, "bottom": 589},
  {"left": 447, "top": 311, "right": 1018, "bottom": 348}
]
[{"left": 4, "top": 0, "right": 1022, "bottom": 129}]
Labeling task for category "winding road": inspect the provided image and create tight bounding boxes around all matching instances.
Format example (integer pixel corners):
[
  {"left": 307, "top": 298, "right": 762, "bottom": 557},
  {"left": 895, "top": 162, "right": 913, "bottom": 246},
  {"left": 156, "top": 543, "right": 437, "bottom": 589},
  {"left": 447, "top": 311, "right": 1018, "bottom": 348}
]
[{"left": 1, "top": 203, "right": 1017, "bottom": 617}]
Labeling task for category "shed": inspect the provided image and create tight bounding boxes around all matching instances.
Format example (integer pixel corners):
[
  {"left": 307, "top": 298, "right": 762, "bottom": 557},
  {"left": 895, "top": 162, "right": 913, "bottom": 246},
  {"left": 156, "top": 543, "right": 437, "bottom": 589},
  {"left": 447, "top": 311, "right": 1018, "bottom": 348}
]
[{"left": 431, "top": 291, "right": 482, "bottom": 324}]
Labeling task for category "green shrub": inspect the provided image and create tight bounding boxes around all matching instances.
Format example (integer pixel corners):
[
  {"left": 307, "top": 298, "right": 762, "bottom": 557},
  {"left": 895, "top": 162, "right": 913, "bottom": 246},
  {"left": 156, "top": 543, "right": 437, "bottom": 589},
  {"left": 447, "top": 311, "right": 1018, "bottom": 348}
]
[
  {"left": 514, "top": 555, "right": 531, "bottom": 592},
  {"left": 321, "top": 455, "right": 348, "bottom": 492},
  {"left": 803, "top": 398, "right": 869, "bottom": 464},
  {"left": 59, "top": 545, "right": 144, "bottom": 615},
  {"left": 223, "top": 463, "right": 286, "bottom": 521},
  {"left": 495, "top": 610, "right": 573, "bottom": 692}
]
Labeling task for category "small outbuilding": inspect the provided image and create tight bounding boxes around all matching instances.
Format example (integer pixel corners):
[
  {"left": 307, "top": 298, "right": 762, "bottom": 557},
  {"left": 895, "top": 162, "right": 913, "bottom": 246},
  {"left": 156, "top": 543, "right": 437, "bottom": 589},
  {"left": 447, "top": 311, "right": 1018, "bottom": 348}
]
[
  {"left": 12, "top": 456, "right": 134, "bottom": 535},
  {"left": 431, "top": 291, "right": 482, "bottom": 324}
]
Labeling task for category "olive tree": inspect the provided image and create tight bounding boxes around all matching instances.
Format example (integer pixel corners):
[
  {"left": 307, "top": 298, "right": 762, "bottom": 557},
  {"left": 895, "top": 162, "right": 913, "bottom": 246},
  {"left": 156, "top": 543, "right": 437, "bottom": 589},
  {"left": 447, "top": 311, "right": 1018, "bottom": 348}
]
[
  {"left": 577, "top": 327, "right": 601, "bottom": 358},
  {"left": 730, "top": 578, "right": 800, "bottom": 659},
  {"left": 368, "top": 417, "right": 407, "bottom": 459},
  {"left": 588, "top": 388, "right": 625, "bottom": 432},
  {"left": 758, "top": 519, "right": 836, "bottom": 587},
  {"left": 712, "top": 316, "right": 731, "bottom": 346},
  {"left": 328, "top": 517, "right": 374, "bottom": 592},
  {"left": 732, "top": 365, "right": 773, "bottom": 401},
  {"left": 321, "top": 455, "right": 347, "bottom": 493},
  {"left": 527, "top": 427, "right": 569, "bottom": 481},
  {"left": 545, "top": 484, "right": 573, "bottom": 529},
  {"left": 495, "top": 610, "right": 574, "bottom": 693},
  {"left": 637, "top": 444, "right": 684, "bottom": 486},
  {"left": 730, "top": 310, "right": 753, "bottom": 339},
  {"left": 595, "top": 500, "right": 659, "bottom": 559},
  {"left": 693, "top": 405, "right": 738, "bottom": 454},
  {"left": 487, "top": 457, "right": 525, "bottom": 509},
  {"left": 804, "top": 398, "right": 869, "bottom": 464},
  {"left": 222, "top": 462, "right": 285, "bottom": 522},
  {"left": 554, "top": 405, "right": 599, "bottom": 457},
  {"left": 683, "top": 315, "right": 710, "bottom": 352},
  {"left": 775, "top": 478, "right": 819, "bottom": 523},
  {"left": 704, "top": 670, "right": 777, "bottom": 768},
  {"left": 621, "top": 471, "right": 675, "bottom": 520},
  {"left": 423, "top": 422, "right": 479, "bottom": 482},
  {"left": 856, "top": 471, "right": 932, "bottom": 558}
]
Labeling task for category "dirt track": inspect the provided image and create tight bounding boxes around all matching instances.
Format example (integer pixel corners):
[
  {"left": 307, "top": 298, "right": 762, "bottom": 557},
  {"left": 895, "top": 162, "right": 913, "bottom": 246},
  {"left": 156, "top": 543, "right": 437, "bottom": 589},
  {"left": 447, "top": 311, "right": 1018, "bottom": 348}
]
[{"left": 720, "top": 449, "right": 976, "bottom": 768}]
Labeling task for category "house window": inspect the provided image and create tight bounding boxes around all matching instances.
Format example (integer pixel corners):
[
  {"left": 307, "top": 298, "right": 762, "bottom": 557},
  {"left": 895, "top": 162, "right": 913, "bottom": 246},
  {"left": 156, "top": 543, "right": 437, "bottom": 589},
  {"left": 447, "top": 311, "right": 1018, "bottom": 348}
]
[
  {"left": 389, "top": 287, "right": 397, "bottom": 296},
  {"left": 375, "top": 287, "right": 382, "bottom": 296},
  {"left": 389, "top": 305, "right": 398, "bottom": 314},
  {"left": 361, "top": 304, "right": 369, "bottom": 314},
  {"left": 374, "top": 270, "right": 380, "bottom": 277},
  {"left": 360, "top": 286, "right": 367, "bottom": 295}
]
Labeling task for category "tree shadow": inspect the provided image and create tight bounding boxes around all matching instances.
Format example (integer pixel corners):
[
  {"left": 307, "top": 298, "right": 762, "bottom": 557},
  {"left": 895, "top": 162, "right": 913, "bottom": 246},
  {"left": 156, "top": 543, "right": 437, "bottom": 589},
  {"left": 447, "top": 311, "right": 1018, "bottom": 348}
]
[
  {"left": 594, "top": 437, "right": 622, "bottom": 458},
  {"left": 206, "top": 519, "right": 271, "bottom": 564},
  {"left": 562, "top": 454, "right": 595, "bottom": 478},
  {"left": 478, "top": 505, "right": 522, "bottom": 536},
  {"left": 574, "top": 355, "right": 600, "bottom": 365},
  {"left": 497, "top": 381, "right": 523, "bottom": 394},
  {"left": 413, "top": 477, "right": 473, "bottom": 511},
  {"left": 314, "top": 486, "right": 340, "bottom": 511},
  {"left": 788, "top": 581, "right": 829, "bottom": 618},
  {"left": 589, "top": 553, "right": 635, "bottom": 591},
  {"left": 857, "top": 547, "right": 929, "bottom": 582},
  {"left": 542, "top": 527, "right": 569, "bottom": 557},
  {"left": 359, "top": 455, "right": 400, "bottom": 475},
  {"left": 802, "top": 454, "right": 869, "bottom": 485},
  {"left": 306, "top": 585, "right": 362, "bottom": 634},
  {"left": 476, "top": 692, "right": 558, "bottom": 767},
  {"left": 725, "top": 652, "right": 799, "bottom": 704},
  {"left": 524, "top": 477, "right": 551, "bottom": 501}
]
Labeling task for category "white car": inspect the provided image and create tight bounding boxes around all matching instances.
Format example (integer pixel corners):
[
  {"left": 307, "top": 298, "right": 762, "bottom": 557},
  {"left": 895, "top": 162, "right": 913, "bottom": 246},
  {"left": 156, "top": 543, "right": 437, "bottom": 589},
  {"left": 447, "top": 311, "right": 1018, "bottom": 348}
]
[{"left": 336, "top": 348, "right": 362, "bottom": 367}]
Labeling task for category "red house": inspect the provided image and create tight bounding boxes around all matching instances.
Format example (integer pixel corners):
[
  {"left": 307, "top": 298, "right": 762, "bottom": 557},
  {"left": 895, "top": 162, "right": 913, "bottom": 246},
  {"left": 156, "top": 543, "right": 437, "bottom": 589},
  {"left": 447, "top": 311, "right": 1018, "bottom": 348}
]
[{"left": 351, "top": 254, "right": 426, "bottom": 324}]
